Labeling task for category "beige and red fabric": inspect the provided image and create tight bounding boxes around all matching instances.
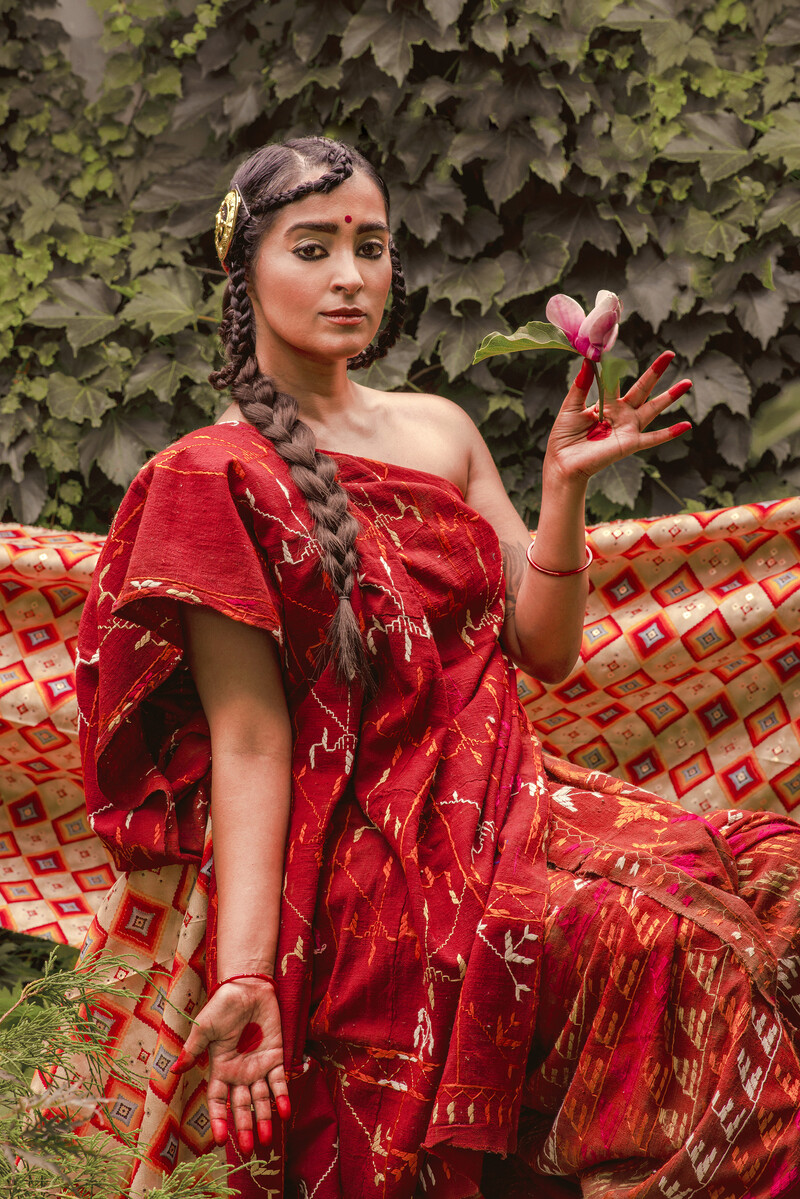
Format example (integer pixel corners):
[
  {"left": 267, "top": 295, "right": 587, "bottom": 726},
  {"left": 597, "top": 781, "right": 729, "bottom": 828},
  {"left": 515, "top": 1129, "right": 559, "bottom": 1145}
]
[{"left": 519, "top": 497, "right": 800, "bottom": 817}]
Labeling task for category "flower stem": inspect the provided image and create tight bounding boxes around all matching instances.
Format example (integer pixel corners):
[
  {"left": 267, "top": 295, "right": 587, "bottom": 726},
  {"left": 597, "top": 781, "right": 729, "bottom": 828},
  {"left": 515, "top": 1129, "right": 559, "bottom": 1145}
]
[{"left": 590, "top": 360, "right": 604, "bottom": 421}]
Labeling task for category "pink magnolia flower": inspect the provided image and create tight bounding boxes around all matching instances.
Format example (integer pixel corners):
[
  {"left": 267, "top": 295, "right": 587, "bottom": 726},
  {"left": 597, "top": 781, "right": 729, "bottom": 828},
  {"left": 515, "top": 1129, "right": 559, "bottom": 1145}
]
[{"left": 545, "top": 291, "right": 622, "bottom": 362}]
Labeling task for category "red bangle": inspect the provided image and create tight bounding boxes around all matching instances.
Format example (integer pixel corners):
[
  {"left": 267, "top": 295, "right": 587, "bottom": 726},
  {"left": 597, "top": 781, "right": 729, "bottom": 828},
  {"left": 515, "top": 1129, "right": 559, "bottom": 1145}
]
[
  {"left": 212, "top": 972, "right": 276, "bottom": 996},
  {"left": 526, "top": 538, "right": 593, "bottom": 576}
]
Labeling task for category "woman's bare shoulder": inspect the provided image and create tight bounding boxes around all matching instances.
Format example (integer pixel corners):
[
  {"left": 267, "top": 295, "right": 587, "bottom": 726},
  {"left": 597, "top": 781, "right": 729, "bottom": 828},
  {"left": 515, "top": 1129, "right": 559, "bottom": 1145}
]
[{"left": 359, "top": 386, "right": 481, "bottom": 489}]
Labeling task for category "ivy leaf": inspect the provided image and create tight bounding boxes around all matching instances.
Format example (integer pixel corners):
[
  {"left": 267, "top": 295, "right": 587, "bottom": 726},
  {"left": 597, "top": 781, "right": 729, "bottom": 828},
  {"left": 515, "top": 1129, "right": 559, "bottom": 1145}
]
[
  {"left": 123, "top": 267, "right": 205, "bottom": 336},
  {"left": 759, "top": 186, "right": 800, "bottom": 237},
  {"left": 484, "top": 127, "right": 568, "bottom": 205},
  {"left": 132, "top": 161, "right": 224, "bottom": 213},
  {"left": 47, "top": 371, "right": 118, "bottom": 426},
  {"left": 79, "top": 410, "right": 171, "bottom": 486},
  {"left": 495, "top": 239, "right": 570, "bottom": 306},
  {"left": 525, "top": 198, "right": 620, "bottom": 257},
  {"left": 662, "top": 111, "right": 753, "bottom": 185},
  {"left": 674, "top": 207, "right": 749, "bottom": 261},
  {"left": 28, "top": 277, "right": 120, "bottom": 351},
  {"left": 661, "top": 313, "right": 728, "bottom": 364},
  {"left": 734, "top": 288, "right": 788, "bottom": 350},
  {"left": 341, "top": 0, "right": 458, "bottom": 85},
  {"left": 392, "top": 177, "right": 466, "bottom": 243},
  {"left": 749, "top": 383, "right": 800, "bottom": 464},
  {"left": 127, "top": 350, "right": 186, "bottom": 403},
  {"left": 713, "top": 410, "right": 751, "bottom": 469},
  {"left": 0, "top": 463, "right": 48, "bottom": 524},
  {"left": 756, "top": 103, "right": 800, "bottom": 172},
  {"left": 473, "top": 321, "right": 573, "bottom": 363},
  {"left": 438, "top": 206, "right": 503, "bottom": 259},
  {"left": 419, "top": 302, "right": 509, "bottom": 378},
  {"left": 357, "top": 334, "right": 420, "bottom": 391},
  {"left": 19, "top": 183, "right": 84, "bottom": 238},
  {"left": 587, "top": 457, "right": 643, "bottom": 509},
  {"left": 422, "top": 0, "right": 468, "bottom": 31},
  {"left": 622, "top": 246, "right": 684, "bottom": 331},
  {"left": 678, "top": 350, "right": 751, "bottom": 422},
  {"left": 428, "top": 259, "right": 505, "bottom": 315}
]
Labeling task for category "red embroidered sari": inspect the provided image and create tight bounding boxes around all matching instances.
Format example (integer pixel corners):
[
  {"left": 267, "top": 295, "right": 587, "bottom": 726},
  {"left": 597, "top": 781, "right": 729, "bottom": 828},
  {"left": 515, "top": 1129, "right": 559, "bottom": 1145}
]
[{"left": 74, "top": 422, "right": 800, "bottom": 1198}]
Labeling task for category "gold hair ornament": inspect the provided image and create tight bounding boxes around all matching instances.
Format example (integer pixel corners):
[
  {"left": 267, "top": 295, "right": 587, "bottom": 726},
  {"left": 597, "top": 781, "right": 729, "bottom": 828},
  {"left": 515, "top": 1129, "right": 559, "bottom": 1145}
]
[{"left": 215, "top": 188, "right": 243, "bottom": 265}]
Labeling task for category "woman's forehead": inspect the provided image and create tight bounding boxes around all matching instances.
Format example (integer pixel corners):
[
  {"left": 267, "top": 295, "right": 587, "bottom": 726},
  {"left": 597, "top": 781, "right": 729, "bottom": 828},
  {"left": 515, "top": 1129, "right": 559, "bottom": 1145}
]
[{"left": 277, "top": 170, "right": 387, "bottom": 225}]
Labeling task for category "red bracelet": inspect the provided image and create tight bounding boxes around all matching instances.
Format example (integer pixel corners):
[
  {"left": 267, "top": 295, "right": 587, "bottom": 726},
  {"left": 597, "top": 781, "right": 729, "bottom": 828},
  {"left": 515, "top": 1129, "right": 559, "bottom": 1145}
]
[
  {"left": 526, "top": 538, "right": 593, "bottom": 577},
  {"left": 212, "top": 972, "right": 276, "bottom": 996}
]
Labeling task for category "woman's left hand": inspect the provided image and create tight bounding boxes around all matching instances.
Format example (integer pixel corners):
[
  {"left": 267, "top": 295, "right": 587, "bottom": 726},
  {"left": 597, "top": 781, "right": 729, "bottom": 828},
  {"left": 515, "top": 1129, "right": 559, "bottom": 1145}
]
[{"left": 544, "top": 350, "right": 692, "bottom": 484}]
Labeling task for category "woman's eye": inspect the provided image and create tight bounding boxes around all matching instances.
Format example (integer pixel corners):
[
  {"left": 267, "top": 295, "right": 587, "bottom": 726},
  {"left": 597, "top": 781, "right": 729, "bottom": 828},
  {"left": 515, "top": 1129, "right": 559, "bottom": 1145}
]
[
  {"left": 294, "top": 243, "right": 326, "bottom": 260},
  {"left": 359, "top": 241, "right": 385, "bottom": 259}
]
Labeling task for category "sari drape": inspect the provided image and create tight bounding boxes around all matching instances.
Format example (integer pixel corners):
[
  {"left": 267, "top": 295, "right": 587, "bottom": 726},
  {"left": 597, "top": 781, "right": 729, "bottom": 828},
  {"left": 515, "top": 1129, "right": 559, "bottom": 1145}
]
[{"left": 2, "top": 422, "right": 800, "bottom": 1197}]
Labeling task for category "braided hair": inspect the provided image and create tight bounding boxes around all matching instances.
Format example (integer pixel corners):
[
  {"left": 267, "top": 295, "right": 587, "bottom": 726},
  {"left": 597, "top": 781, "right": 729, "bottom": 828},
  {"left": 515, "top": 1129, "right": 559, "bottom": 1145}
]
[{"left": 209, "top": 137, "right": 406, "bottom": 694}]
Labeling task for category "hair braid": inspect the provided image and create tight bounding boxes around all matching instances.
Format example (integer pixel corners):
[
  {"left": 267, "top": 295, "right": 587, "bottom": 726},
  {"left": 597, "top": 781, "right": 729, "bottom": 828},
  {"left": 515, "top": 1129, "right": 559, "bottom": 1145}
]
[
  {"left": 232, "top": 370, "right": 376, "bottom": 692},
  {"left": 209, "top": 137, "right": 402, "bottom": 693},
  {"left": 209, "top": 262, "right": 255, "bottom": 390}
]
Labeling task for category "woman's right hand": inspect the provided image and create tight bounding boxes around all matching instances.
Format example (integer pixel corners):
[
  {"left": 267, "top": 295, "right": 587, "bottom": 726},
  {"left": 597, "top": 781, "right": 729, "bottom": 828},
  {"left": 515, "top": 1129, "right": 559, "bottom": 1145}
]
[{"left": 171, "top": 977, "right": 290, "bottom": 1153}]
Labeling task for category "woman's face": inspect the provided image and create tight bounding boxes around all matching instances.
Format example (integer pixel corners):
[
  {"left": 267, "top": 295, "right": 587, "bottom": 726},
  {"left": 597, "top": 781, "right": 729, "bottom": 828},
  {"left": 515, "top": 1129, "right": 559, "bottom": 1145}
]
[{"left": 246, "top": 171, "right": 392, "bottom": 369}]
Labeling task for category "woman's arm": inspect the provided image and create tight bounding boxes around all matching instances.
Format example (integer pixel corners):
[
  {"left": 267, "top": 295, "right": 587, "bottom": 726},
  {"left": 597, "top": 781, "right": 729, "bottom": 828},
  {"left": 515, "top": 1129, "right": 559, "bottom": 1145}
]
[
  {"left": 184, "top": 606, "right": 291, "bottom": 982},
  {"left": 463, "top": 353, "right": 691, "bottom": 683},
  {"left": 174, "top": 606, "right": 292, "bottom": 1153}
]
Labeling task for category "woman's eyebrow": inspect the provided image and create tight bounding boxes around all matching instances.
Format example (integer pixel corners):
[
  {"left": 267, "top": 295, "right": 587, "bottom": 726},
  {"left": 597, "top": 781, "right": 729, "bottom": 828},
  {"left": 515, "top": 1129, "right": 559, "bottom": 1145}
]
[{"left": 285, "top": 220, "right": 390, "bottom": 235}]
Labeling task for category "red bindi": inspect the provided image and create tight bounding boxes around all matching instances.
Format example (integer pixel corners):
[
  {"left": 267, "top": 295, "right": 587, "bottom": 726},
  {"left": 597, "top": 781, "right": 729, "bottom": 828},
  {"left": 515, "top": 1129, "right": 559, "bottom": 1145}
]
[{"left": 344, "top": 215, "right": 352, "bottom": 224}]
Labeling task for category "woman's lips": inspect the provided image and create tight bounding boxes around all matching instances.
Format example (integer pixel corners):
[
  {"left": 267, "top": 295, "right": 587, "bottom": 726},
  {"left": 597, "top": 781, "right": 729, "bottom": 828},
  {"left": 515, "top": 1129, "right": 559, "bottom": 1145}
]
[{"left": 321, "top": 309, "right": 366, "bottom": 325}]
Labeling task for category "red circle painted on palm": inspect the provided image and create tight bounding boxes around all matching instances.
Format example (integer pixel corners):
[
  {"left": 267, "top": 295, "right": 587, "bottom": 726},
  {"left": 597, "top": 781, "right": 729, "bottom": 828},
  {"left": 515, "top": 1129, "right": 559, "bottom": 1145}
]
[
  {"left": 587, "top": 419, "right": 612, "bottom": 440},
  {"left": 236, "top": 1022, "right": 263, "bottom": 1054}
]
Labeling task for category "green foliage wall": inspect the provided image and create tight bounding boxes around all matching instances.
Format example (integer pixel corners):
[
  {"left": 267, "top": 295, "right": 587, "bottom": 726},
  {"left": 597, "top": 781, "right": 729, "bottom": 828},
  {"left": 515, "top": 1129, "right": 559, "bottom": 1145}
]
[{"left": 1, "top": 0, "right": 799, "bottom": 531}]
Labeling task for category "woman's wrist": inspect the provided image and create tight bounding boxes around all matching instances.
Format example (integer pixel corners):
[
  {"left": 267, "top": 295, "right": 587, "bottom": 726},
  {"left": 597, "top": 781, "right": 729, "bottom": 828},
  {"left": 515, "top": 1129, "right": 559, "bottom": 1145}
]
[{"left": 542, "top": 454, "right": 589, "bottom": 496}]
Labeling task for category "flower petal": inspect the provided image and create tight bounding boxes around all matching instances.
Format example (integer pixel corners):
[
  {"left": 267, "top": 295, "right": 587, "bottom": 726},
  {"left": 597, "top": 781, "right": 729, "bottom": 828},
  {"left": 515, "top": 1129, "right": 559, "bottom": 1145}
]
[
  {"left": 593, "top": 290, "right": 621, "bottom": 314},
  {"left": 578, "top": 306, "right": 620, "bottom": 357},
  {"left": 545, "top": 294, "right": 586, "bottom": 340}
]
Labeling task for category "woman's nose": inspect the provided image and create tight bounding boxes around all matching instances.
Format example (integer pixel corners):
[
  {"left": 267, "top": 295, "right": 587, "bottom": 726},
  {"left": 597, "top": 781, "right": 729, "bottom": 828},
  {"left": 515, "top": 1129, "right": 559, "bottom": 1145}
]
[{"left": 331, "top": 253, "right": 364, "bottom": 295}]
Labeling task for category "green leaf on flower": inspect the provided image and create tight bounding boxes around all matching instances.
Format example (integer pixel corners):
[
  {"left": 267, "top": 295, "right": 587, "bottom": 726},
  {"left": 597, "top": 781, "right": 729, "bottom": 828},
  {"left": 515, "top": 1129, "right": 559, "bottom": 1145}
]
[{"left": 473, "top": 321, "right": 574, "bottom": 364}]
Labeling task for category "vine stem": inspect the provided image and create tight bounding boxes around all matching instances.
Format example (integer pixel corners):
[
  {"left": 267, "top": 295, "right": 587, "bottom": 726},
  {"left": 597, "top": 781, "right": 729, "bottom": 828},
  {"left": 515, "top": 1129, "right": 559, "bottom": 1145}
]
[{"left": 590, "top": 359, "right": 604, "bottom": 421}]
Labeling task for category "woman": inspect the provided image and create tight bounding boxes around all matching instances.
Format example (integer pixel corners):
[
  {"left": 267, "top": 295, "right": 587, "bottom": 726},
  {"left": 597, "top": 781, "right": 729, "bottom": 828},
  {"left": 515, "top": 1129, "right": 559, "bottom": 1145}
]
[{"left": 74, "top": 137, "right": 800, "bottom": 1198}]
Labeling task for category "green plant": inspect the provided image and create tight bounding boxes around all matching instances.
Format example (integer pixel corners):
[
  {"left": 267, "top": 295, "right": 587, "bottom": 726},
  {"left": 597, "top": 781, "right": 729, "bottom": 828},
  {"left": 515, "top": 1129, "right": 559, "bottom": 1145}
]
[
  {"left": 1, "top": 0, "right": 798, "bottom": 528},
  {"left": 0, "top": 947, "right": 243, "bottom": 1198}
]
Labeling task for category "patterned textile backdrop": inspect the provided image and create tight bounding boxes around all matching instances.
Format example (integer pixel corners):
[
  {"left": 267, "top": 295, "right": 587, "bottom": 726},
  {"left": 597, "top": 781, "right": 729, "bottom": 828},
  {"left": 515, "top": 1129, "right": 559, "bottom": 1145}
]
[
  {"left": 1, "top": 497, "right": 799, "bottom": 949},
  {"left": 520, "top": 497, "right": 800, "bottom": 817}
]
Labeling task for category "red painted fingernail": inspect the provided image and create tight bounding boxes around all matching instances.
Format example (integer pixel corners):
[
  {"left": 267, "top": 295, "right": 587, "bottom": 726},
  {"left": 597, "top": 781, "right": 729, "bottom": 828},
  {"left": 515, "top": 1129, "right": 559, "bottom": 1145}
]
[
  {"left": 239, "top": 1129, "right": 254, "bottom": 1156},
  {"left": 212, "top": 1119, "right": 228, "bottom": 1145},
  {"left": 651, "top": 351, "right": 674, "bottom": 376},
  {"left": 669, "top": 421, "right": 692, "bottom": 436},
  {"left": 575, "top": 359, "right": 593, "bottom": 389},
  {"left": 258, "top": 1119, "right": 273, "bottom": 1146},
  {"left": 275, "top": 1095, "right": 292, "bottom": 1121},
  {"left": 668, "top": 381, "right": 692, "bottom": 398},
  {"left": 236, "top": 1022, "right": 263, "bottom": 1054},
  {"left": 170, "top": 1049, "right": 193, "bottom": 1075}
]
